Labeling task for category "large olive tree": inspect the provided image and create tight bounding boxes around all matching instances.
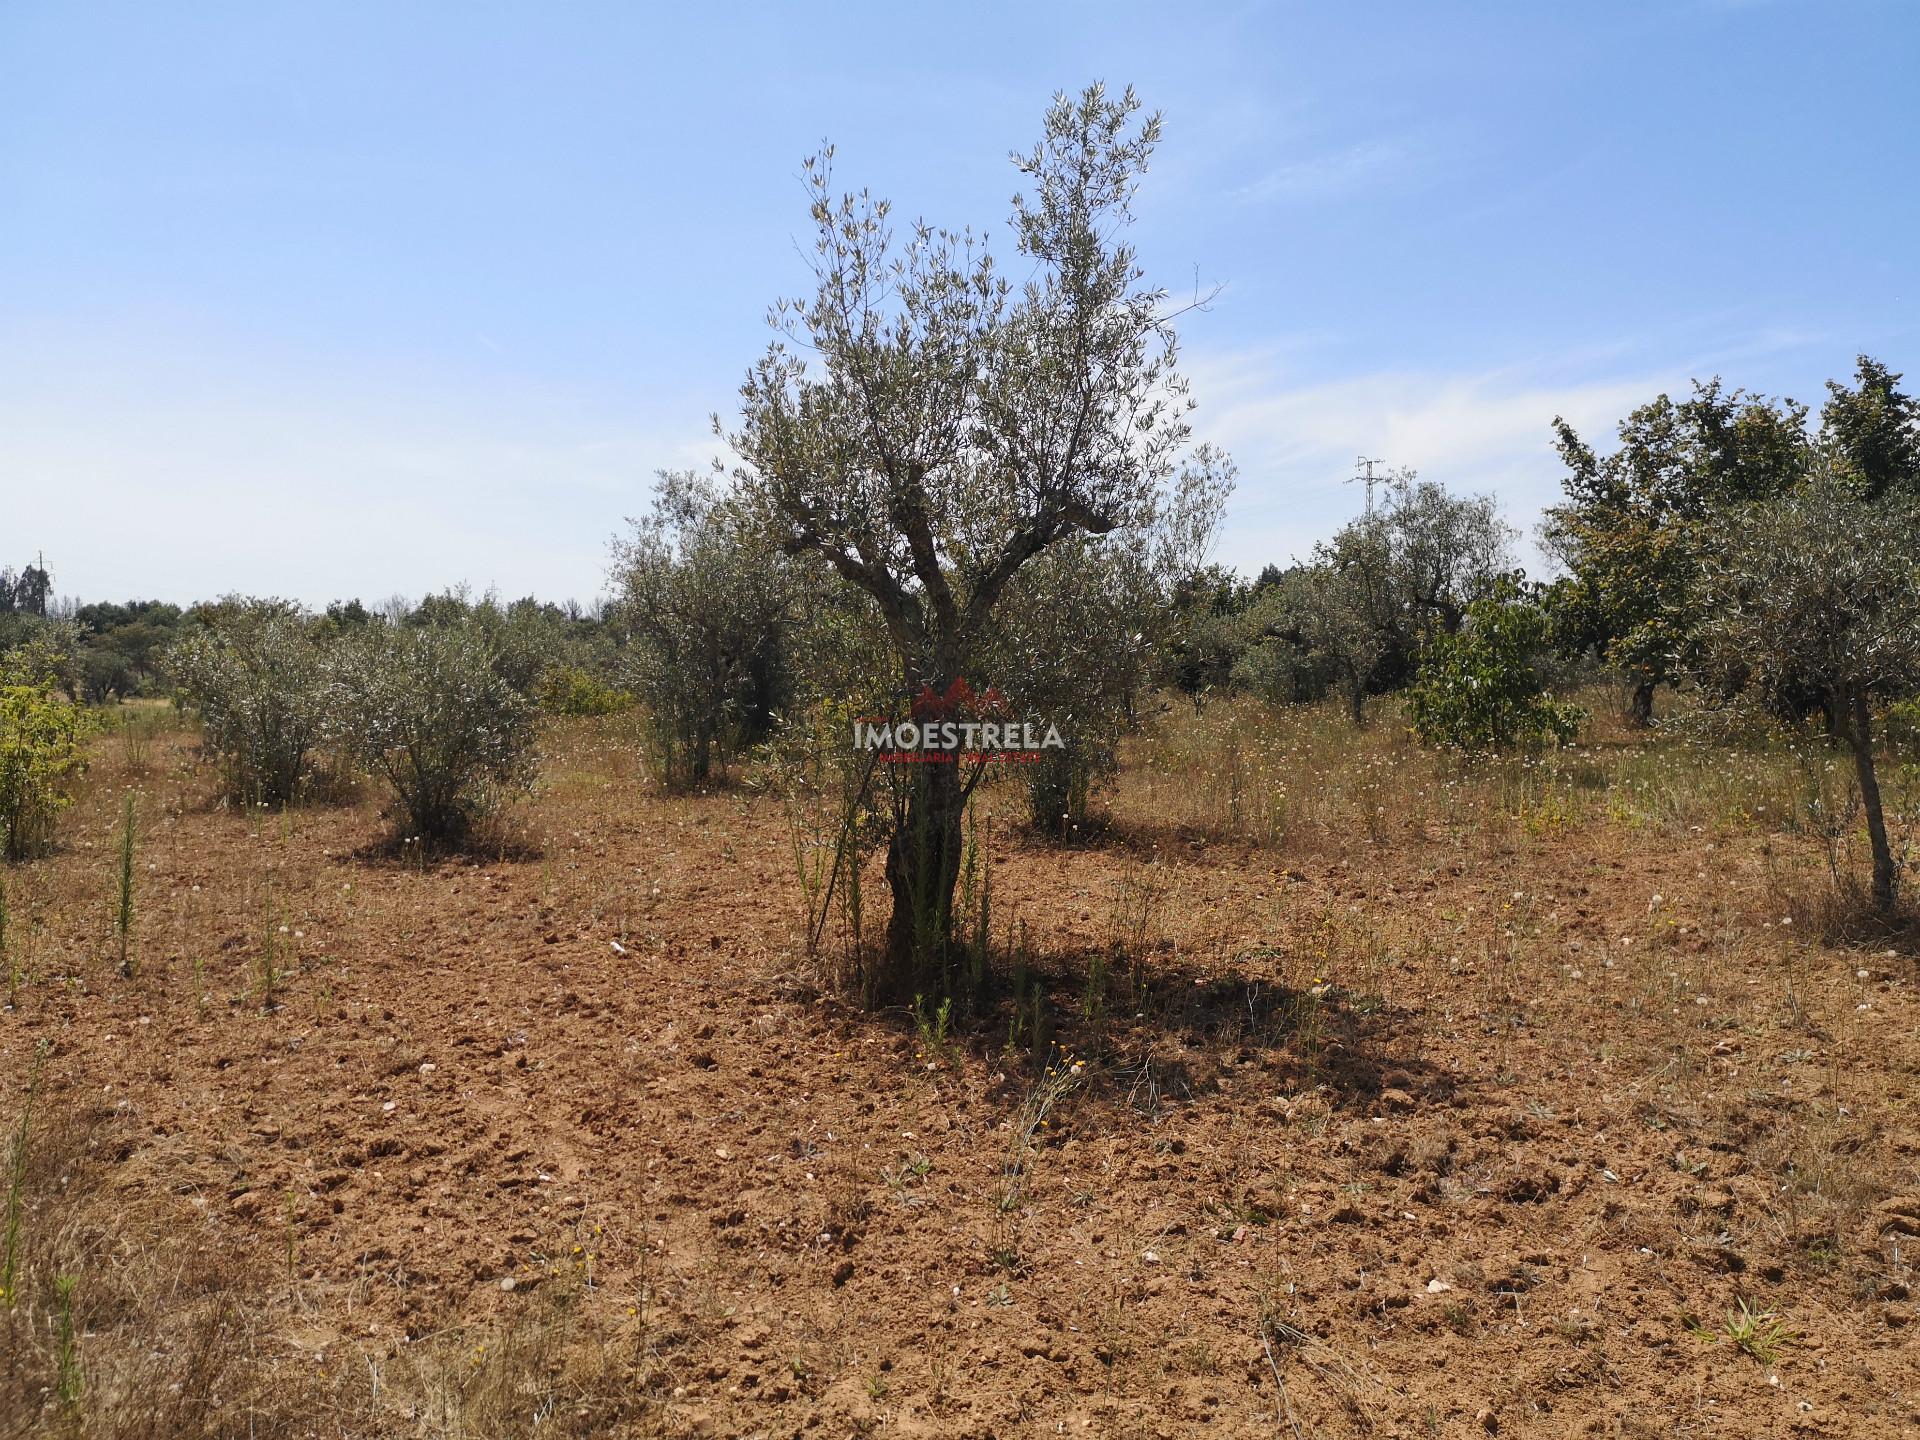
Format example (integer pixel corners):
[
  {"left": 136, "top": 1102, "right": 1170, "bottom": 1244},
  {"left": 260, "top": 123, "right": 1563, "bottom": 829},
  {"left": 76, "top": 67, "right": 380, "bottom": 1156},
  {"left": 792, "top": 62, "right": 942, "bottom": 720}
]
[
  {"left": 731, "top": 84, "right": 1214, "bottom": 997},
  {"left": 1698, "top": 474, "right": 1920, "bottom": 911}
]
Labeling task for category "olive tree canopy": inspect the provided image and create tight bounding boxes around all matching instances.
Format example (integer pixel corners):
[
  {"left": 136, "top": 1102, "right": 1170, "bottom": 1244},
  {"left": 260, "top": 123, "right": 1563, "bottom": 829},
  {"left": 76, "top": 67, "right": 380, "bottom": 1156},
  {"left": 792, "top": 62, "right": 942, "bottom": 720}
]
[
  {"left": 1698, "top": 473, "right": 1920, "bottom": 910},
  {"left": 728, "top": 83, "right": 1224, "bottom": 994}
]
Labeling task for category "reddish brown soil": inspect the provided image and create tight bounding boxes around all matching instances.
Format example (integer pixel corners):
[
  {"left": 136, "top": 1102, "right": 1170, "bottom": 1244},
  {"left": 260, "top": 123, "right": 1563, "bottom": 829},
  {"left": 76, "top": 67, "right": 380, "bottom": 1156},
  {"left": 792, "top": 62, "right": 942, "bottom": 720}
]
[{"left": 3, "top": 719, "right": 1917, "bottom": 1437}]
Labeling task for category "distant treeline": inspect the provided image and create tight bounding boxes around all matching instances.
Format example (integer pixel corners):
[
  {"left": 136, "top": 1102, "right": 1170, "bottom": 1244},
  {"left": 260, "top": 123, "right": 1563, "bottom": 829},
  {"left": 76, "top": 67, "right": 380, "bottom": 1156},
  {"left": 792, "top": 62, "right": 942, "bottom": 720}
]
[{"left": 0, "top": 585, "right": 618, "bottom": 707}]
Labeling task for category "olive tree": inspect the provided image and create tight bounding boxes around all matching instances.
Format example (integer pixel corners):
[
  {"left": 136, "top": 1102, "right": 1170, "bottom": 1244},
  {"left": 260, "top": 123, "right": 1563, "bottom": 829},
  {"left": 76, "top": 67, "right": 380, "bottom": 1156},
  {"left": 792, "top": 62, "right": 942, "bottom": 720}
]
[
  {"left": 1245, "top": 474, "right": 1512, "bottom": 725},
  {"left": 335, "top": 619, "right": 539, "bottom": 846},
  {"left": 1260, "top": 524, "right": 1395, "bottom": 726},
  {"left": 730, "top": 84, "right": 1213, "bottom": 996},
  {"left": 1698, "top": 475, "right": 1920, "bottom": 910},
  {"left": 168, "top": 600, "right": 336, "bottom": 805},
  {"left": 986, "top": 447, "right": 1231, "bottom": 832},
  {"left": 611, "top": 470, "right": 794, "bottom": 789}
]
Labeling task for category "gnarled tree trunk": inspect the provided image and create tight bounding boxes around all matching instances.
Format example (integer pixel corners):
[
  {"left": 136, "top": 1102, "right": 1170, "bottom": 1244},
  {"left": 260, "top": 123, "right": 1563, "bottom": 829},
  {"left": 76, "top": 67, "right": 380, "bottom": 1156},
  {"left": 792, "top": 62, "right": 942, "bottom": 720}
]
[{"left": 883, "top": 756, "right": 967, "bottom": 998}]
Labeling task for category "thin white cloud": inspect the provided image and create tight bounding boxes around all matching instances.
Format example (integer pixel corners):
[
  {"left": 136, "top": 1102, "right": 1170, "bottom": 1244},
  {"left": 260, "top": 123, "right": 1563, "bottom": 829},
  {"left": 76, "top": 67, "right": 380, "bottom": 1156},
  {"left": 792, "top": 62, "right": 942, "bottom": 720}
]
[
  {"left": 1184, "top": 347, "right": 1692, "bottom": 573},
  {"left": 5, "top": 317, "right": 1831, "bottom": 606},
  {"left": 1230, "top": 137, "right": 1414, "bottom": 205}
]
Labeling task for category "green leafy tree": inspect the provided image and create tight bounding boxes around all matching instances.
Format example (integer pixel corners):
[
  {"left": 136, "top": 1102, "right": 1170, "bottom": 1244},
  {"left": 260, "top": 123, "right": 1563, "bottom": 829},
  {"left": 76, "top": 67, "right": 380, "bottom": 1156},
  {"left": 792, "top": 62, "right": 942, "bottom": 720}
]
[
  {"left": 0, "top": 563, "right": 53, "bottom": 619},
  {"left": 1405, "top": 589, "right": 1585, "bottom": 752},
  {"left": 730, "top": 84, "right": 1219, "bottom": 996},
  {"left": 1543, "top": 379, "right": 1811, "bottom": 724},
  {"left": 1226, "top": 566, "right": 1340, "bottom": 705},
  {"left": 1262, "top": 532, "right": 1395, "bottom": 726},
  {"left": 0, "top": 647, "right": 87, "bottom": 861},
  {"left": 1819, "top": 355, "right": 1919, "bottom": 500},
  {"left": 1697, "top": 475, "right": 1920, "bottom": 911},
  {"left": 69, "top": 600, "right": 185, "bottom": 701},
  {"left": 1158, "top": 564, "right": 1253, "bottom": 702}
]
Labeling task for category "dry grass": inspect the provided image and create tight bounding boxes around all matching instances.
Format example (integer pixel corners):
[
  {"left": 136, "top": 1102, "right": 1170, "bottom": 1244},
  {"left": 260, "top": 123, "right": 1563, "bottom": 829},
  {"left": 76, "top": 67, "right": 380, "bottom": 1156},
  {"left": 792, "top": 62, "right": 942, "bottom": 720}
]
[
  {"left": 0, "top": 695, "right": 1916, "bottom": 1436},
  {"left": 0, "top": 1081, "right": 663, "bottom": 1438}
]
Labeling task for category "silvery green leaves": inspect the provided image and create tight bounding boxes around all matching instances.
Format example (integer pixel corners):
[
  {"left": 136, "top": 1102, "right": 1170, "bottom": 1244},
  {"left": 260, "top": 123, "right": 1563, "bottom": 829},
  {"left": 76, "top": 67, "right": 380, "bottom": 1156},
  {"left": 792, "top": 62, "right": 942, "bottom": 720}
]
[
  {"left": 167, "top": 600, "right": 337, "bottom": 806},
  {"left": 611, "top": 472, "right": 794, "bottom": 789},
  {"left": 1696, "top": 473, "right": 1920, "bottom": 908},
  {"left": 730, "top": 82, "right": 1203, "bottom": 690},
  {"left": 723, "top": 84, "right": 1224, "bottom": 982},
  {"left": 334, "top": 621, "right": 539, "bottom": 846},
  {"left": 1236, "top": 475, "right": 1515, "bottom": 726},
  {"left": 1697, "top": 477, "right": 1920, "bottom": 722}
]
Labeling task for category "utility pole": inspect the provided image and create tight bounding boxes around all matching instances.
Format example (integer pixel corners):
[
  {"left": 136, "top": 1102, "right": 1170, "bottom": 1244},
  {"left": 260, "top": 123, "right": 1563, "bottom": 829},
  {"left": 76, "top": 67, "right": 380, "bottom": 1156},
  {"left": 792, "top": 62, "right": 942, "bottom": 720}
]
[{"left": 1349, "top": 456, "right": 1384, "bottom": 515}]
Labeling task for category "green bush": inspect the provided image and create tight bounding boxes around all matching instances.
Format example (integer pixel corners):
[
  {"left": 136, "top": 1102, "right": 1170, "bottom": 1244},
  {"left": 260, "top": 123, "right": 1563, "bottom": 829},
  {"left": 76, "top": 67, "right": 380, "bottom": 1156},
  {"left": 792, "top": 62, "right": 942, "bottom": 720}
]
[
  {"left": 336, "top": 621, "right": 539, "bottom": 845},
  {"left": 536, "top": 665, "right": 631, "bottom": 717},
  {"left": 1886, "top": 698, "right": 1920, "bottom": 754},
  {"left": 0, "top": 654, "right": 87, "bottom": 861},
  {"left": 168, "top": 603, "right": 336, "bottom": 804},
  {"left": 1406, "top": 595, "right": 1585, "bottom": 752},
  {"left": 1023, "top": 742, "right": 1105, "bottom": 837}
]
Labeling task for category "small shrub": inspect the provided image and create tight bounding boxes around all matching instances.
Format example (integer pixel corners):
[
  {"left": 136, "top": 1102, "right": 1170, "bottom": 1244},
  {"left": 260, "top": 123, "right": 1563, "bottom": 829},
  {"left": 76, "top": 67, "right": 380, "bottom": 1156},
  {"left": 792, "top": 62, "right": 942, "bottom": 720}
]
[
  {"left": 1024, "top": 742, "right": 1103, "bottom": 837},
  {"left": 1406, "top": 594, "right": 1585, "bottom": 752},
  {"left": 536, "top": 665, "right": 631, "bottom": 717},
  {"left": 1719, "top": 1299, "right": 1795, "bottom": 1364},
  {"left": 167, "top": 604, "right": 335, "bottom": 805},
  {"left": 336, "top": 621, "right": 539, "bottom": 846},
  {"left": 1885, "top": 698, "right": 1920, "bottom": 754},
  {"left": 0, "top": 654, "right": 87, "bottom": 862}
]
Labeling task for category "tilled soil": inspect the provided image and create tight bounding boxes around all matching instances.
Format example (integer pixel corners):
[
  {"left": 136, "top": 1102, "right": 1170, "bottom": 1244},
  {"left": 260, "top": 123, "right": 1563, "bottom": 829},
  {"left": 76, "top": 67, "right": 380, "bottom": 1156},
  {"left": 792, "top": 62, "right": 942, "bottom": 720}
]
[{"left": 3, "top": 723, "right": 1917, "bottom": 1437}]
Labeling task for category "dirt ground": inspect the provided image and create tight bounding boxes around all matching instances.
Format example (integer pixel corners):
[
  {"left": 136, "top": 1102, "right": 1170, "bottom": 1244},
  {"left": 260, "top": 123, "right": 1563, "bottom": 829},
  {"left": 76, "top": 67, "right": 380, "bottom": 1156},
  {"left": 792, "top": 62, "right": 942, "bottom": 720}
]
[{"left": 2, "top": 713, "right": 1917, "bottom": 1438}]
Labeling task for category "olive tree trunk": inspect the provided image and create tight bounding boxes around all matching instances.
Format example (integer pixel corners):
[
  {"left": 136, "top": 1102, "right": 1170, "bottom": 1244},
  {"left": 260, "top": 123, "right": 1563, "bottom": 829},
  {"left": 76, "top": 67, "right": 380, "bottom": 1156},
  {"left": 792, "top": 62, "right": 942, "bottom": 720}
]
[
  {"left": 883, "top": 757, "right": 967, "bottom": 997},
  {"left": 1846, "top": 686, "right": 1898, "bottom": 911},
  {"left": 1627, "top": 676, "right": 1655, "bottom": 728}
]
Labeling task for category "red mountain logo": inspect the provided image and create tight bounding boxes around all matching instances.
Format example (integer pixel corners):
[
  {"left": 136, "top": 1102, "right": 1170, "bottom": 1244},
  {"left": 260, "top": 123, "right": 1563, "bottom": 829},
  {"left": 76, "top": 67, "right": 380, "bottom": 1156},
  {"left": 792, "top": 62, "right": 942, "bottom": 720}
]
[{"left": 908, "top": 678, "right": 1009, "bottom": 721}]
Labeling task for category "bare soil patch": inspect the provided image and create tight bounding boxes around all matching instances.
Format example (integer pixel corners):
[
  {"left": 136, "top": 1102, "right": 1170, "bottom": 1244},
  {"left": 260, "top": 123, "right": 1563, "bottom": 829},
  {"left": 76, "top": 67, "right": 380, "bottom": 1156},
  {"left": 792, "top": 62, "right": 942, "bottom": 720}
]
[{"left": 2, "top": 716, "right": 1916, "bottom": 1437}]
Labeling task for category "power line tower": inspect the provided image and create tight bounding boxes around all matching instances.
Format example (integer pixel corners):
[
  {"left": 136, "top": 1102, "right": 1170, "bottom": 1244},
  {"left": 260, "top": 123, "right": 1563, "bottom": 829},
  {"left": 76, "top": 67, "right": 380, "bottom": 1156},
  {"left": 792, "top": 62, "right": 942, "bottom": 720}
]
[{"left": 1349, "top": 456, "right": 1385, "bottom": 514}]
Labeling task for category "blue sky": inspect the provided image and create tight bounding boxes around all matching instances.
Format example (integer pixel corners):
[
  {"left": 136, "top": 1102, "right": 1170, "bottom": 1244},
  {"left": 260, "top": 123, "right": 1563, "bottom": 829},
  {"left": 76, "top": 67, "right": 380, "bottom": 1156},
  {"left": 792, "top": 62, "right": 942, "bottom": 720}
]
[{"left": 3, "top": 0, "right": 1915, "bottom": 607}]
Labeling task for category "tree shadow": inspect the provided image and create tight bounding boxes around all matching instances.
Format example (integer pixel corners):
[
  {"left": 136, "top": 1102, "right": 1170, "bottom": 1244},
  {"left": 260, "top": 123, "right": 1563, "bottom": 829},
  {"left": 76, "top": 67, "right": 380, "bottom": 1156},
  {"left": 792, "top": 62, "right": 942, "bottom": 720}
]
[
  {"left": 997, "top": 814, "right": 1273, "bottom": 863},
  {"left": 855, "top": 939, "right": 1456, "bottom": 1117},
  {"left": 346, "top": 816, "right": 546, "bottom": 869},
  {"left": 1798, "top": 887, "right": 1920, "bottom": 957}
]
